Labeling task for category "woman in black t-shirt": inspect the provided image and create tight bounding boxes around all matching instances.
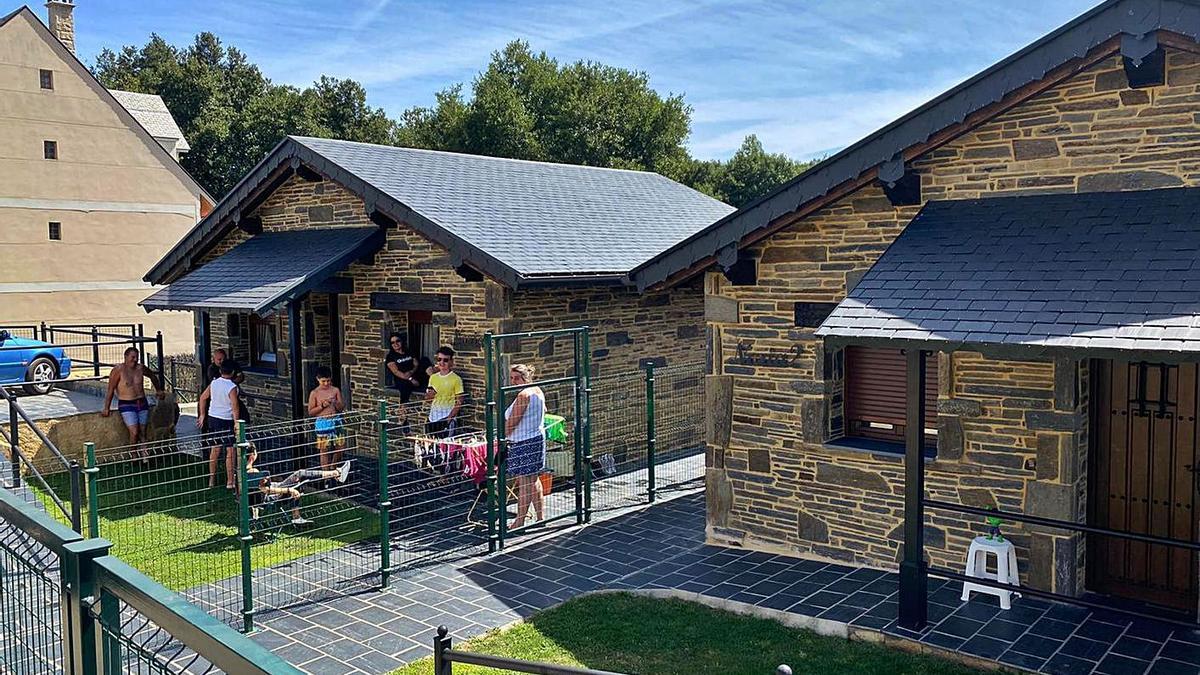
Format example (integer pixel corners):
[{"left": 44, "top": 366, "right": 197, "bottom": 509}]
[{"left": 385, "top": 334, "right": 419, "bottom": 402}]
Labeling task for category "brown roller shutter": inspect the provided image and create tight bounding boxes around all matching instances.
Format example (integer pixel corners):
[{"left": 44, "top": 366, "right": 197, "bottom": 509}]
[{"left": 844, "top": 346, "right": 938, "bottom": 445}]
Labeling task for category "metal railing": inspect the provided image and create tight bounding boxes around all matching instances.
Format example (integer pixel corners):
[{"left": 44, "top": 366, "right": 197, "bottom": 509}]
[
  {"left": 1, "top": 383, "right": 82, "bottom": 531},
  {"left": 0, "top": 484, "right": 301, "bottom": 674}
]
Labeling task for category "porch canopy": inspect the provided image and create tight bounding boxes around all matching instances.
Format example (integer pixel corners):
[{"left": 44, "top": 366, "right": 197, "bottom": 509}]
[
  {"left": 141, "top": 227, "right": 382, "bottom": 315},
  {"left": 816, "top": 187, "right": 1200, "bottom": 361}
]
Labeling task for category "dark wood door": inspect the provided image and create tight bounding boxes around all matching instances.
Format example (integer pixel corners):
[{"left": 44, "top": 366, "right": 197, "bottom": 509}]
[{"left": 1089, "top": 360, "right": 1200, "bottom": 613}]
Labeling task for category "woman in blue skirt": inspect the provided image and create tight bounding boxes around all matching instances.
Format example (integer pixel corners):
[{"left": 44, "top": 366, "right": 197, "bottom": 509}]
[{"left": 505, "top": 363, "right": 546, "bottom": 528}]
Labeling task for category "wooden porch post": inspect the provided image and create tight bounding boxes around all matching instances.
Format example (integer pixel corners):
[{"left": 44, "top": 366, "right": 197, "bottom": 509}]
[
  {"left": 198, "top": 311, "right": 212, "bottom": 386},
  {"left": 288, "top": 301, "right": 304, "bottom": 420},
  {"left": 898, "top": 347, "right": 928, "bottom": 629}
]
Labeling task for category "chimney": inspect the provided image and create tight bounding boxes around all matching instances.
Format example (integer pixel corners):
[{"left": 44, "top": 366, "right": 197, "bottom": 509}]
[{"left": 45, "top": 0, "right": 75, "bottom": 53}]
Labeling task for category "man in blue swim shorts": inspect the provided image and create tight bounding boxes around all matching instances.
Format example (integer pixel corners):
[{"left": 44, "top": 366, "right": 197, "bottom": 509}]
[
  {"left": 307, "top": 366, "right": 346, "bottom": 471},
  {"left": 101, "top": 347, "right": 164, "bottom": 459}
]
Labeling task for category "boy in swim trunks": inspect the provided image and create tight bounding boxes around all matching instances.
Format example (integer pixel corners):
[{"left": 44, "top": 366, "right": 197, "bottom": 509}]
[{"left": 307, "top": 366, "right": 345, "bottom": 471}]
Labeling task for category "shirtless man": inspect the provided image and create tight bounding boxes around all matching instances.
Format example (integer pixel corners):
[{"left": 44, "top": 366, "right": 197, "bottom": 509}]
[{"left": 101, "top": 347, "right": 164, "bottom": 457}]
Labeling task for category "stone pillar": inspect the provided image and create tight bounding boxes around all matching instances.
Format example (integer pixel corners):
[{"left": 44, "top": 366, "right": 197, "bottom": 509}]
[{"left": 45, "top": 0, "right": 75, "bottom": 53}]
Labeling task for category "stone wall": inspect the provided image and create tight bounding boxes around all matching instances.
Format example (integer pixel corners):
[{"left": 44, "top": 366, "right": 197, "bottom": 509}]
[
  {"left": 705, "top": 47, "right": 1200, "bottom": 592},
  {"left": 192, "top": 176, "right": 706, "bottom": 441}
]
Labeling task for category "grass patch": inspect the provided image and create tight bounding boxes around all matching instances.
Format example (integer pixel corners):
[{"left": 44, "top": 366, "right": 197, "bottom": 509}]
[
  {"left": 393, "top": 593, "right": 983, "bottom": 675},
  {"left": 33, "top": 453, "right": 377, "bottom": 591}
]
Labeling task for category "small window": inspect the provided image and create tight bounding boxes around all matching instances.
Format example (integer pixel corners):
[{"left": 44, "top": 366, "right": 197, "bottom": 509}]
[
  {"left": 43, "top": 140, "right": 57, "bottom": 160},
  {"left": 48, "top": 222, "right": 61, "bottom": 240},
  {"left": 248, "top": 314, "right": 278, "bottom": 371},
  {"left": 843, "top": 346, "right": 938, "bottom": 448},
  {"left": 39, "top": 69, "right": 53, "bottom": 90}
]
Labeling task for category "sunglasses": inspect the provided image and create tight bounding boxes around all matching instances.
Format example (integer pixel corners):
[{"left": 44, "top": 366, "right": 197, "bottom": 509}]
[
  {"left": 390, "top": 339, "right": 401, "bottom": 344},
  {"left": 436, "top": 357, "right": 451, "bottom": 363}
]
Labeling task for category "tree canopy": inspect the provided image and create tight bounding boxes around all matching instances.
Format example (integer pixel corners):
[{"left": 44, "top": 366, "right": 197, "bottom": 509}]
[
  {"left": 94, "top": 33, "right": 395, "bottom": 197},
  {"left": 94, "top": 35, "right": 813, "bottom": 206}
]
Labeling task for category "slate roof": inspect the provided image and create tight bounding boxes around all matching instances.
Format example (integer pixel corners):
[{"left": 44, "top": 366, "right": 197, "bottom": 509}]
[
  {"left": 815, "top": 188, "right": 1200, "bottom": 357},
  {"left": 629, "top": 0, "right": 1200, "bottom": 290},
  {"left": 109, "top": 90, "right": 191, "bottom": 151},
  {"left": 146, "top": 136, "right": 733, "bottom": 289},
  {"left": 141, "top": 227, "right": 382, "bottom": 314}
]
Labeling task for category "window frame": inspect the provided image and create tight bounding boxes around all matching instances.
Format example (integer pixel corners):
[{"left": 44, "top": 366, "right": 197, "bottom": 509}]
[
  {"left": 840, "top": 345, "right": 938, "bottom": 452},
  {"left": 48, "top": 222, "right": 61, "bottom": 241},
  {"left": 247, "top": 314, "right": 278, "bottom": 372},
  {"left": 39, "top": 69, "right": 53, "bottom": 90},
  {"left": 43, "top": 140, "right": 57, "bottom": 160}
]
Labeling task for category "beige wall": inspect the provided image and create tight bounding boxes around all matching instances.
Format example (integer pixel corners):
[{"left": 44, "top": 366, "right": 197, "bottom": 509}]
[{"left": 0, "top": 12, "right": 202, "bottom": 352}]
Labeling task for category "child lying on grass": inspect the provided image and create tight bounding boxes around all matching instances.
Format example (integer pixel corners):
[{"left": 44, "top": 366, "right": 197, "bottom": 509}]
[{"left": 244, "top": 445, "right": 351, "bottom": 526}]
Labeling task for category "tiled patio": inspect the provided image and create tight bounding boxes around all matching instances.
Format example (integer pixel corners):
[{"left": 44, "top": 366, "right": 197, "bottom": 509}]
[{"left": 239, "top": 489, "right": 1199, "bottom": 674}]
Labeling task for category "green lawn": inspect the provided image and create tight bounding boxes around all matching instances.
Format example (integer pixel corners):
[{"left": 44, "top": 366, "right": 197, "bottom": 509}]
[
  {"left": 393, "top": 593, "right": 984, "bottom": 675},
  {"left": 34, "top": 453, "right": 378, "bottom": 591}
]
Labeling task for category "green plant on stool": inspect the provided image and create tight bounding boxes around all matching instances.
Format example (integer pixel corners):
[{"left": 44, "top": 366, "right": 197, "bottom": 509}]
[{"left": 984, "top": 506, "right": 1005, "bottom": 542}]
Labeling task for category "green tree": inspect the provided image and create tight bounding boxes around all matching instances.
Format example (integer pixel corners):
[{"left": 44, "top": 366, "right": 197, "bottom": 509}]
[
  {"left": 714, "top": 135, "right": 813, "bottom": 208},
  {"left": 397, "top": 41, "right": 691, "bottom": 174},
  {"left": 94, "top": 33, "right": 393, "bottom": 197}
]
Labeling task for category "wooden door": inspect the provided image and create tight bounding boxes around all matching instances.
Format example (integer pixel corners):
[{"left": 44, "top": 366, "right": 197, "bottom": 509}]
[{"left": 1089, "top": 360, "right": 1200, "bottom": 613}]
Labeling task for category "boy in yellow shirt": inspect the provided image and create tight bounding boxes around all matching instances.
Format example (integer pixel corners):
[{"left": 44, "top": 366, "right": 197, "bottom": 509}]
[{"left": 425, "top": 346, "right": 464, "bottom": 438}]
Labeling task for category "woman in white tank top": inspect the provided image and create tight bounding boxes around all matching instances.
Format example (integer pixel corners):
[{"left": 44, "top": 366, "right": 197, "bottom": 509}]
[{"left": 504, "top": 363, "right": 546, "bottom": 527}]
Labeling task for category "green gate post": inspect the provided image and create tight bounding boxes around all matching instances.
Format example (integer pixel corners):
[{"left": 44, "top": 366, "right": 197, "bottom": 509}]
[
  {"left": 572, "top": 332, "right": 584, "bottom": 526},
  {"left": 581, "top": 328, "right": 592, "bottom": 523},
  {"left": 496, "top": 383, "right": 509, "bottom": 549},
  {"left": 85, "top": 442, "right": 100, "bottom": 538},
  {"left": 236, "top": 420, "right": 254, "bottom": 633},
  {"left": 98, "top": 586, "right": 121, "bottom": 675},
  {"left": 61, "top": 538, "right": 110, "bottom": 675},
  {"left": 377, "top": 400, "right": 392, "bottom": 588},
  {"left": 484, "top": 333, "right": 498, "bottom": 553},
  {"left": 645, "top": 365, "right": 656, "bottom": 504}
]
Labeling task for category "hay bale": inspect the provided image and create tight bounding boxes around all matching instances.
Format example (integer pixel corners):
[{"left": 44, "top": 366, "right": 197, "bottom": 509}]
[{"left": 7, "top": 394, "right": 180, "bottom": 471}]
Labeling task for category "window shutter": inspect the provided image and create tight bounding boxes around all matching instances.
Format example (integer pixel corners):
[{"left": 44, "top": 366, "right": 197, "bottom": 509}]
[{"left": 844, "top": 346, "right": 937, "bottom": 444}]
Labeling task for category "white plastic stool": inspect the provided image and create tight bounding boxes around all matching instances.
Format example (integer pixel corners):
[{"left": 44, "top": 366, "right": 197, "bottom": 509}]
[{"left": 960, "top": 536, "right": 1021, "bottom": 609}]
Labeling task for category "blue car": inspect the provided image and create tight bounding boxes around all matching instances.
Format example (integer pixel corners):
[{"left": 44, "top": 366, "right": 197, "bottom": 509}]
[{"left": 0, "top": 330, "right": 72, "bottom": 395}]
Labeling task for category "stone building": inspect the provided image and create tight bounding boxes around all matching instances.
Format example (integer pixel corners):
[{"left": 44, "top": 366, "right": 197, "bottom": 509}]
[
  {"left": 142, "top": 136, "right": 731, "bottom": 427},
  {"left": 629, "top": 0, "right": 1200, "bottom": 619},
  {"left": 0, "top": 2, "right": 210, "bottom": 354}
]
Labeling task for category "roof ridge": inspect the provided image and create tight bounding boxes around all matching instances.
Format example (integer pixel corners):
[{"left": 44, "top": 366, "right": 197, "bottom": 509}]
[{"left": 289, "top": 135, "right": 668, "bottom": 178}]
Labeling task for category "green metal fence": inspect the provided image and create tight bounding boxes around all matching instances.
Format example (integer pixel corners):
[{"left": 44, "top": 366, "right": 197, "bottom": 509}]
[
  {"left": 0, "top": 484, "right": 300, "bottom": 674},
  {"left": 21, "top": 334, "right": 705, "bottom": 634}
]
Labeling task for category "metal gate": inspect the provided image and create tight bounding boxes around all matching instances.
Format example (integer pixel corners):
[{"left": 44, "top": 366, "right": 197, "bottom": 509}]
[{"left": 484, "top": 327, "right": 591, "bottom": 550}]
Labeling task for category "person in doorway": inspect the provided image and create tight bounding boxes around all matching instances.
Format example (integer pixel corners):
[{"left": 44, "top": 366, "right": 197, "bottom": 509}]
[
  {"left": 425, "top": 346, "right": 464, "bottom": 438},
  {"left": 385, "top": 334, "right": 420, "bottom": 403},
  {"left": 307, "top": 366, "right": 346, "bottom": 471},
  {"left": 244, "top": 444, "right": 351, "bottom": 525},
  {"left": 100, "top": 347, "right": 165, "bottom": 459},
  {"left": 505, "top": 364, "right": 546, "bottom": 528},
  {"left": 199, "top": 348, "right": 245, "bottom": 433},
  {"left": 196, "top": 361, "right": 240, "bottom": 488}
]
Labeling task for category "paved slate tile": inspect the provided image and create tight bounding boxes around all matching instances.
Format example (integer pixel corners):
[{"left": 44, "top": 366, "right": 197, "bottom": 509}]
[
  {"left": 806, "top": 591, "right": 847, "bottom": 608},
  {"left": 364, "top": 631, "right": 422, "bottom": 656},
  {"left": 274, "top": 642, "right": 323, "bottom": 665},
  {"left": 1111, "top": 636, "right": 1165, "bottom": 661},
  {"left": 1045, "top": 653, "right": 1101, "bottom": 675},
  {"left": 851, "top": 614, "right": 893, "bottom": 630},
  {"left": 960, "top": 635, "right": 1009, "bottom": 660},
  {"left": 924, "top": 631, "right": 966, "bottom": 651},
  {"left": 819, "top": 604, "right": 866, "bottom": 623},
  {"left": 999, "top": 650, "right": 1048, "bottom": 671},
  {"left": 1060, "top": 636, "right": 1113, "bottom": 662},
  {"left": 1078, "top": 619, "right": 1127, "bottom": 643},
  {"left": 1148, "top": 659, "right": 1200, "bottom": 675},
  {"left": 1160, "top": 640, "right": 1200, "bottom": 664},
  {"left": 298, "top": 655, "right": 358, "bottom": 675},
  {"left": 1033, "top": 617, "right": 1083, "bottom": 641},
  {"left": 348, "top": 650, "right": 405, "bottom": 674},
  {"left": 1096, "top": 653, "right": 1153, "bottom": 675},
  {"left": 341, "top": 619, "right": 389, "bottom": 642},
  {"left": 290, "top": 625, "right": 341, "bottom": 647},
  {"left": 1012, "top": 633, "right": 1065, "bottom": 659},
  {"left": 1125, "top": 621, "right": 1174, "bottom": 642},
  {"left": 935, "top": 616, "right": 986, "bottom": 639}
]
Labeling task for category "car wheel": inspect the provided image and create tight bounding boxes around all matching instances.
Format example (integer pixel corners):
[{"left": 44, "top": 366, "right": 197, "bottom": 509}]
[{"left": 24, "top": 357, "right": 58, "bottom": 395}]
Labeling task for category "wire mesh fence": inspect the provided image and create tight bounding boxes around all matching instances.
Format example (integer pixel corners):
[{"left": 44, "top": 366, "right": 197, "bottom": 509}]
[
  {"left": 97, "top": 595, "right": 221, "bottom": 675},
  {"left": 15, "top": 350, "right": 706, "bottom": 634},
  {"left": 0, "top": 515, "right": 65, "bottom": 673}
]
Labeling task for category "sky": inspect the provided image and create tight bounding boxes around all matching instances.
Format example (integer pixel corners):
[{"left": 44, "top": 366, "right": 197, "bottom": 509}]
[{"left": 68, "top": 0, "right": 1101, "bottom": 162}]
